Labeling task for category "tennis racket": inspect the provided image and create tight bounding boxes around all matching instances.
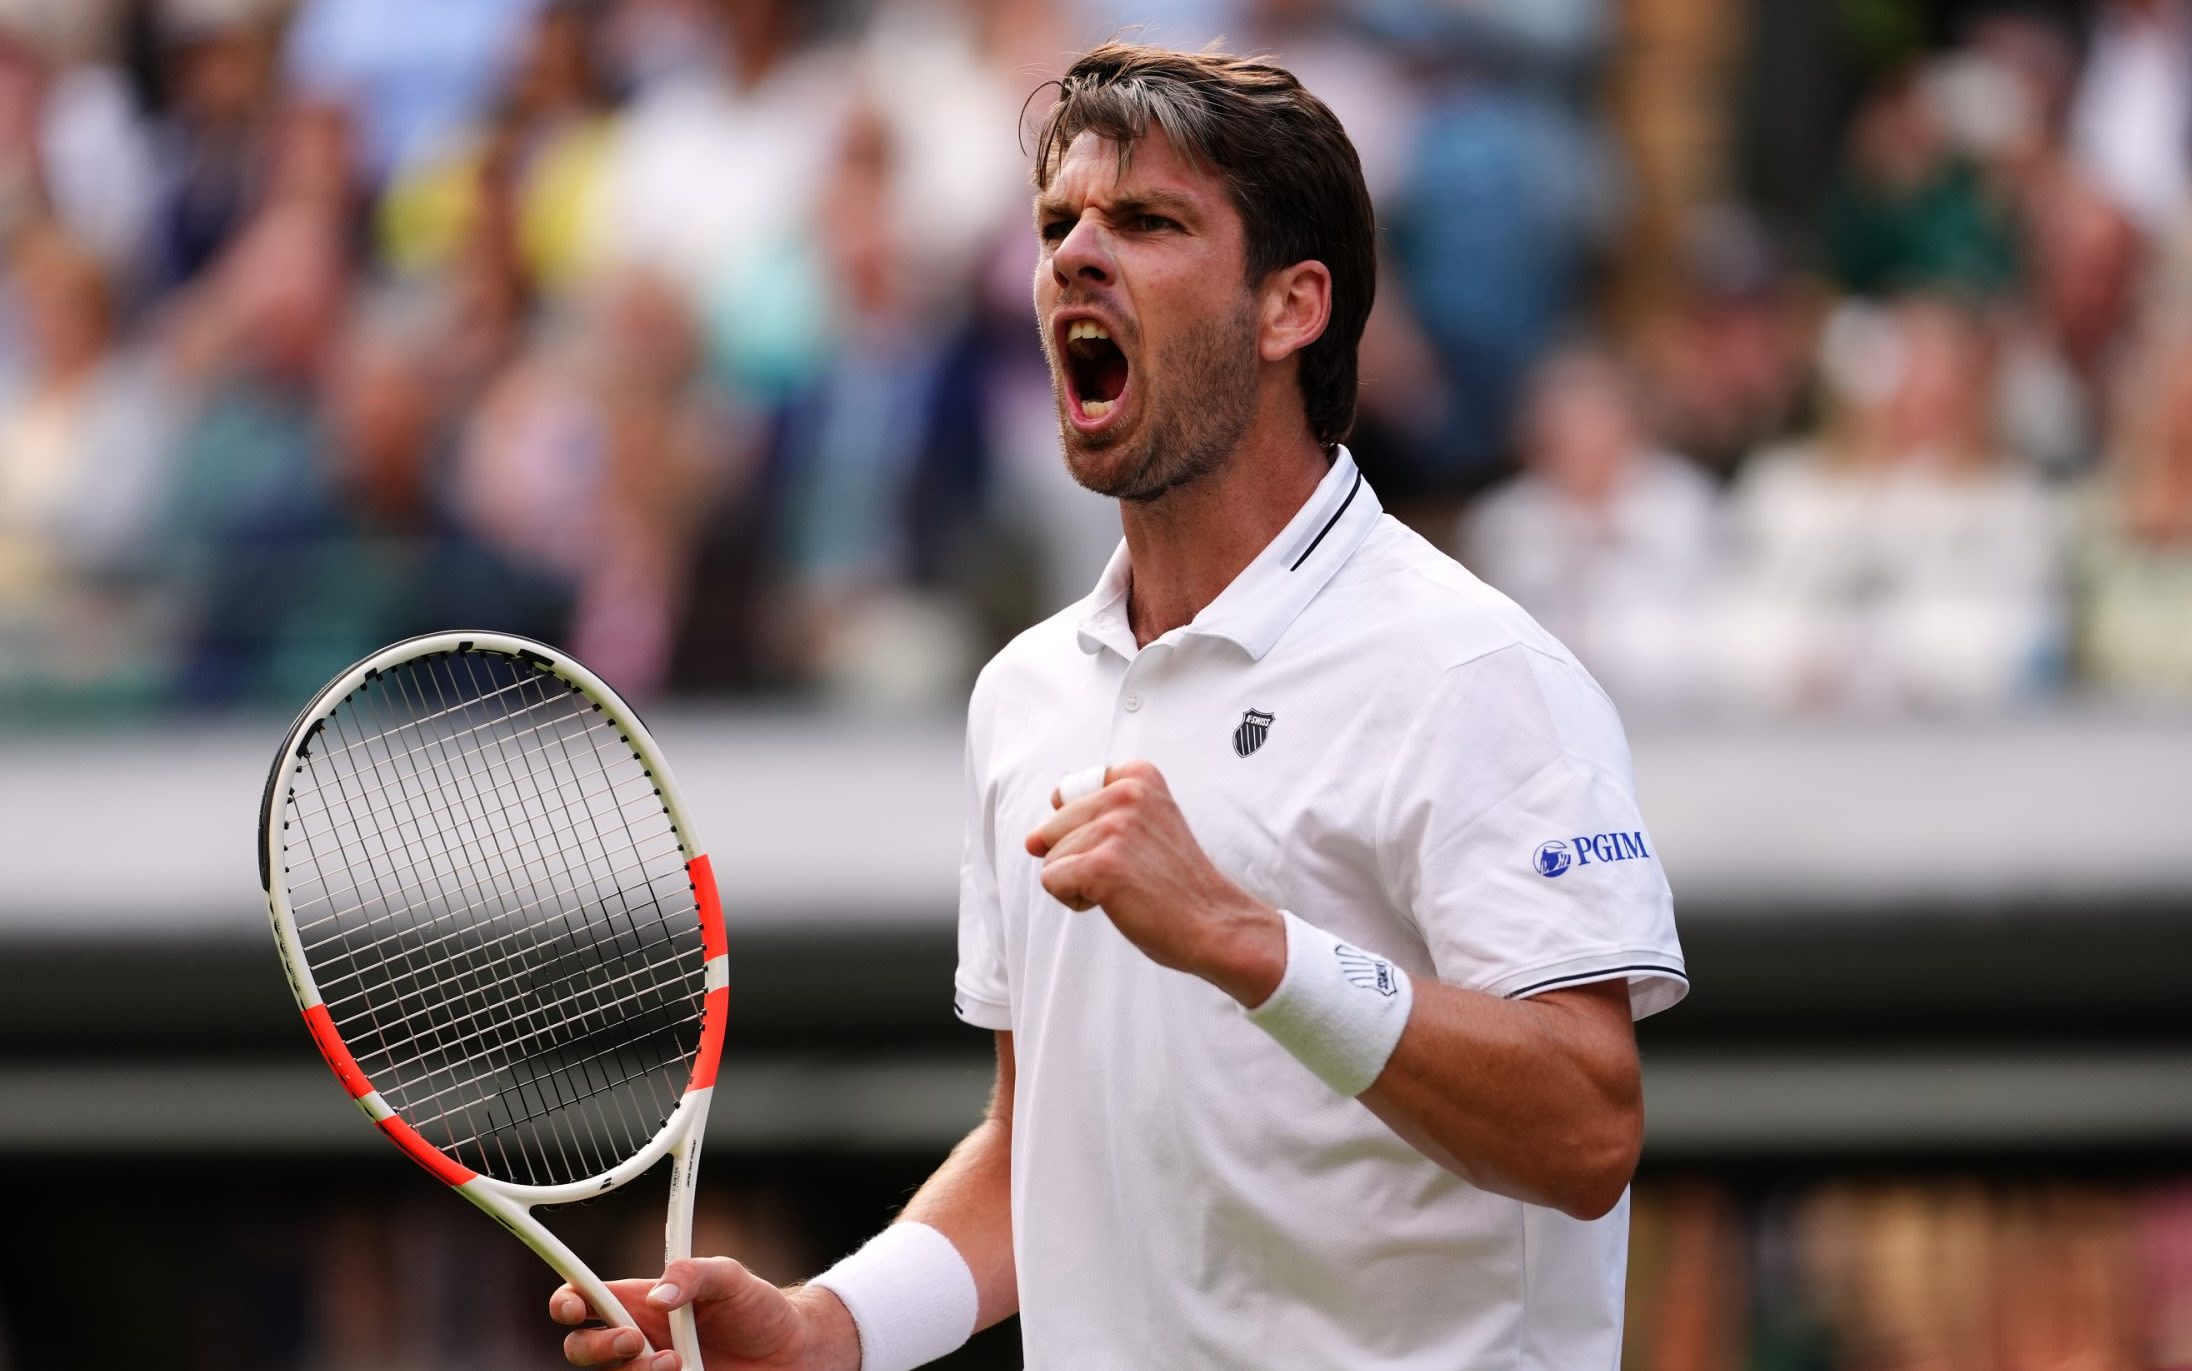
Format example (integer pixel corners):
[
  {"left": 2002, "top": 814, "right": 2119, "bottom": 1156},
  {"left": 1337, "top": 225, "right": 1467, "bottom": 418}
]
[{"left": 257, "top": 631, "right": 727, "bottom": 1366}]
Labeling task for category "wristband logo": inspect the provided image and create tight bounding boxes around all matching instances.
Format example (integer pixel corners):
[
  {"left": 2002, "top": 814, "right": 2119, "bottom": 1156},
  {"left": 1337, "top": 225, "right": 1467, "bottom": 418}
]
[
  {"left": 1535, "top": 840, "right": 1573, "bottom": 878},
  {"left": 1334, "top": 944, "right": 1398, "bottom": 996}
]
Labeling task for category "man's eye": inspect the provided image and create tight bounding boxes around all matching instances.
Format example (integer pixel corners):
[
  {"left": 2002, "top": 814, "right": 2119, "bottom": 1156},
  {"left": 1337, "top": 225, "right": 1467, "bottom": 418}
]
[
  {"left": 1136, "top": 215, "right": 1179, "bottom": 233},
  {"left": 1040, "top": 220, "right": 1071, "bottom": 243}
]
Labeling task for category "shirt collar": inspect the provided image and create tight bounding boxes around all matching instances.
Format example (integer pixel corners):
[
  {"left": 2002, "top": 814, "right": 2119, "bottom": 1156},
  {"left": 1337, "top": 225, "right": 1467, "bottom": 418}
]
[{"left": 1074, "top": 446, "right": 1382, "bottom": 661}]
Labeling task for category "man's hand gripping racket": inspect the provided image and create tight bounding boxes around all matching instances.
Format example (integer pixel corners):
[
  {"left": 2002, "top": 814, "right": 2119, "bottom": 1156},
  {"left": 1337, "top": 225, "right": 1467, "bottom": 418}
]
[{"left": 258, "top": 632, "right": 728, "bottom": 1368}]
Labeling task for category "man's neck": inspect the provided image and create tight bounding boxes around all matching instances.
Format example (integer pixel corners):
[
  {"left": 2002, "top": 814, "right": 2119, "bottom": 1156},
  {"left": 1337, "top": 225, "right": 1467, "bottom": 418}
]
[{"left": 1119, "top": 427, "right": 1332, "bottom": 647}]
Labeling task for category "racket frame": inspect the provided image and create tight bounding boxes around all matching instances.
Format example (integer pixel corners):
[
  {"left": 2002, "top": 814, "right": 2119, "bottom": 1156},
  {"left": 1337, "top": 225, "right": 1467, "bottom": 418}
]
[{"left": 259, "top": 630, "right": 727, "bottom": 1365}]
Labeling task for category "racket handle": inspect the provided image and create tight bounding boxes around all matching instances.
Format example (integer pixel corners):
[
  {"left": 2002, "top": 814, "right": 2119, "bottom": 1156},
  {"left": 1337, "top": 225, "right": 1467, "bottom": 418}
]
[
  {"left": 670, "top": 1301, "right": 702, "bottom": 1369},
  {"left": 463, "top": 1182, "right": 659, "bottom": 1354},
  {"left": 1058, "top": 765, "right": 1107, "bottom": 805},
  {"left": 667, "top": 1115, "right": 708, "bottom": 1370}
]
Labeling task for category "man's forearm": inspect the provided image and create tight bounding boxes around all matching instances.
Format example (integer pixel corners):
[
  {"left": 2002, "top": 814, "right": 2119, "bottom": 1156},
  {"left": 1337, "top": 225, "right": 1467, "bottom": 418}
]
[
  {"left": 897, "top": 1113, "right": 1018, "bottom": 1326},
  {"left": 790, "top": 1114, "right": 1015, "bottom": 1371}
]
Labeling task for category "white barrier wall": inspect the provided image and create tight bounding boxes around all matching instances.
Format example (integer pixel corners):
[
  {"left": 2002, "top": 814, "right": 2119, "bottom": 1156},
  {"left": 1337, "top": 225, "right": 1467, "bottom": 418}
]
[{"left": 4, "top": 709, "right": 2189, "bottom": 933}]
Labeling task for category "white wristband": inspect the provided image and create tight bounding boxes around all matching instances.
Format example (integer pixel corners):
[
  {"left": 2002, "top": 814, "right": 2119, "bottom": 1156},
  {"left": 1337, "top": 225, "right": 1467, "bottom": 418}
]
[
  {"left": 1246, "top": 910, "right": 1415, "bottom": 1097},
  {"left": 806, "top": 1222, "right": 978, "bottom": 1371}
]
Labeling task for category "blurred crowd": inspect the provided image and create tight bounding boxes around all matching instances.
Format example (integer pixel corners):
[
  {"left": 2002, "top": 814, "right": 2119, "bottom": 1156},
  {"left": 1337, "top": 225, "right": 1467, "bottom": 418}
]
[
  {"left": 1626, "top": 1177, "right": 2192, "bottom": 1371},
  {"left": 1471, "top": 1, "right": 2192, "bottom": 715},
  {"left": 30, "top": 1169, "right": 2190, "bottom": 1370},
  {"left": 1, "top": 0, "right": 2190, "bottom": 717}
]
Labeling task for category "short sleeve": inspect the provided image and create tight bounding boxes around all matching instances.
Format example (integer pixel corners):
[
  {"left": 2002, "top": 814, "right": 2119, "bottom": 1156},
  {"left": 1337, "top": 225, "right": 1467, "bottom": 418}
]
[
  {"left": 1378, "top": 645, "right": 1687, "bottom": 1019},
  {"left": 953, "top": 712, "right": 1013, "bottom": 1031}
]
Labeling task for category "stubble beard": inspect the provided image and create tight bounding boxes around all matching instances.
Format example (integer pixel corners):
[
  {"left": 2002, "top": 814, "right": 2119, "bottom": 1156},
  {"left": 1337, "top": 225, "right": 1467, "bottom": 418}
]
[{"left": 1053, "top": 298, "right": 1261, "bottom": 504}]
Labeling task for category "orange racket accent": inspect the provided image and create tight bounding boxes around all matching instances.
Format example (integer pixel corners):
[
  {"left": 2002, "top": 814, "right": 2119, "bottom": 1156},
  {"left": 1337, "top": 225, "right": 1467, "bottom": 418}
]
[
  {"left": 377, "top": 1114, "right": 479, "bottom": 1186},
  {"left": 302, "top": 1003, "right": 371, "bottom": 1100},
  {"left": 688, "top": 986, "right": 729, "bottom": 1091},
  {"left": 689, "top": 854, "right": 726, "bottom": 962}
]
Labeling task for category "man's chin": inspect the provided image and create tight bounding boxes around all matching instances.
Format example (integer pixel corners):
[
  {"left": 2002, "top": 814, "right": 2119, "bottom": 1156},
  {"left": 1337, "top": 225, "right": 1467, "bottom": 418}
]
[
  {"left": 1062, "top": 453, "right": 1131, "bottom": 498},
  {"left": 1062, "top": 444, "right": 1152, "bottom": 500},
  {"left": 1059, "top": 416, "right": 1133, "bottom": 475}
]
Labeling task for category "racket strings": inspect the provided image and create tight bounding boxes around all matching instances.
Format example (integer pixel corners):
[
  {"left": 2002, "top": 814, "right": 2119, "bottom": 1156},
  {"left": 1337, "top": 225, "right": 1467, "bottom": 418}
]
[
  {"left": 335, "top": 662, "right": 691, "bottom": 1185},
  {"left": 306, "top": 849, "right": 682, "bottom": 1020},
  {"left": 297, "top": 821, "right": 681, "bottom": 991},
  {"left": 368, "top": 654, "right": 695, "bottom": 1181},
  {"left": 282, "top": 695, "right": 655, "bottom": 882},
  {"left": 300, "top": 664, "right": 643, "bottom": 1181},
  {"left": 284, "top": 776, "right": 663, "bottom": 939},
  {"left": 280, "top": 649, "right": 705, "bottom": 1187},
  {"left": 283, "top": 741, "right": 655, "bottom": 919},
  {"left": 304, "top": 669, "right": 553, "bottom": 767},
  {"left": 342, "top": 944, "right": 695, "bottom": 1081},
  {"left": 289, "top": 772, "right": 682, "bottom": 995}
]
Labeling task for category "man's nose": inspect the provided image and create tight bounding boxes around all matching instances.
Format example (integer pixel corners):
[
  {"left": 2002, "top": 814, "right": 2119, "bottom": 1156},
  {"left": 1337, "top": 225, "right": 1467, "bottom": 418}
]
[{"left": 1051, "top": 217, "right": 1116, "bottom": 289}]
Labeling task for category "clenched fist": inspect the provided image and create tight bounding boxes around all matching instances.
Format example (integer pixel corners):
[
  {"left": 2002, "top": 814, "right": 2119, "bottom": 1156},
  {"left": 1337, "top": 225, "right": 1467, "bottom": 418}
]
[{"left": 1025, "top": 760, "right": 1286, "bottom": 1006}]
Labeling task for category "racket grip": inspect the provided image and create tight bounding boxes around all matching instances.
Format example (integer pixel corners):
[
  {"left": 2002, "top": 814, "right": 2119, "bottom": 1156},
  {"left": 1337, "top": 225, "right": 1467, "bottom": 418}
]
[
  {"left": 1058, "top": 765, "right": 1107, "bottom": 805},
  {"left": 670, "top": 1304, "right": 701, "bottom": 1370},
  {"left": 667, "top": 1116, "right": 707, "bottom": 1370}
]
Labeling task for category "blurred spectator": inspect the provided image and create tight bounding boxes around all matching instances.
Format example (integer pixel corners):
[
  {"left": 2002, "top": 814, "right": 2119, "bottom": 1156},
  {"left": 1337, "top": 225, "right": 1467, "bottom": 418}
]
[
  {"left": 600, "top": 0, "right": 725, "bottom": 96},
  {"left": 158, "top": 100, "right": 361, "bottom": 702},
  {"left": 177, "top": 288, "right": 570, "bottom": 707},
  {"left": 461, "top": 266, "right": 739, "bottom": 701},
  {"left": 592, "top": 0, "right": 852, "bottom": 349},
  {"left": 283, "top": 0, "right": 543, "bottom": 182},
  {"left": 1624, "top": 1182, "right": 1746, "bottom": 1371},
  {"left": 0, "top": 220, "right": 177, "bottom": 709},
  {"left": 423, "top": 147, "right": 535, "bottom": 399},
  {"left": 1723, "top": 298, "right": 2067, "bottom": 712},
  {"left": 1460, "top": 344, "right": 1725, "bottom": 712},
  {"left": 1823, "top": 63, "right": 2020, "bottom": 299},
  {"left": 1930, "top": 15, "right": 2071, "bottom": 189},
  {"left": 380, "top": 0, "right": 622, "bottom": 294},
  {"left": 1995, "top": 163, "right": 2143, "bottom": 477},
  {"left": 1244, "top": 0, "right": 1423, "bottom": 206},
  {"left": 1246, "top": 0, "right": 1449, "bottom": 504},
  {"left": 857, "top": 0, "right": 1064, "bottom": 290},
  {"left": 1630, "top": 204, "right": 1813, "bottom": 477},
  {"left": 2144, "top": 1185, "right": 2192, "bottom": 1366},
  {"left": 1385, "top": 15, "right": 1620, "bottom": 488},
  {"left": 735, "top": 105, "right": 993, "bottom": 708},
  {"left": 2069, "top": 0, "right": 2192, "bottom": 239},
  {"left": 146, "top": 0, "right": 286, "bottom": 291},
  {"left": 0, "top": 3, "right": 157, "bottom": 286},
  {"left": 2077, "top": 324, "right": 2192, "bottom": 698}
]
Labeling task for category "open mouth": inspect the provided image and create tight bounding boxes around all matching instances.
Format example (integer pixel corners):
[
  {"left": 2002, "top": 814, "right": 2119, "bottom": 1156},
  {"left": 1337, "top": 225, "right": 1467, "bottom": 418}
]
[{"left": 1062, "top": 319, "right": 1131, "bottom": 421}]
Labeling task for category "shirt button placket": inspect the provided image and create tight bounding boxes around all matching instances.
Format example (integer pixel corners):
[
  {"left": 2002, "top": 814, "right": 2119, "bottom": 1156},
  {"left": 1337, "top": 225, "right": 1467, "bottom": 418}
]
[{"left": 1109, "top": 647, "right": 1163, "bottom": 759}]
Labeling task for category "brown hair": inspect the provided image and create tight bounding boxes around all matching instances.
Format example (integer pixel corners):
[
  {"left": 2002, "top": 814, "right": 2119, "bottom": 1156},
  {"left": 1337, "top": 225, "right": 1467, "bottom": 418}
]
[{"left": 1030, "top": 42, "right": 1377, "bottom": 448}]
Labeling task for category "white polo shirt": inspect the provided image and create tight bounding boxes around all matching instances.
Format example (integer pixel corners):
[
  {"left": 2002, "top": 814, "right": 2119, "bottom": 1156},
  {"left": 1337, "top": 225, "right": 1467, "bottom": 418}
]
[{"left": 954, "top": 448, "right": 1686, "bottom": 1370}]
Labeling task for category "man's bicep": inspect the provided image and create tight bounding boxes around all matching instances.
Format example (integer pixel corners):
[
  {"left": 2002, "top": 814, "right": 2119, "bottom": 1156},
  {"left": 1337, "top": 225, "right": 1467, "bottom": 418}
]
[{"left": 1522, "top": 981, "right": 1640, "bottom": 1081}]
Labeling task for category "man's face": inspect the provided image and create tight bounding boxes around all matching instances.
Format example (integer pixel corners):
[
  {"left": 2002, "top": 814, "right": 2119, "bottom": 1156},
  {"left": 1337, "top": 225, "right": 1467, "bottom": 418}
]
[{"left": 1034, "top": 128, "right": 1262, "bottom": 502}]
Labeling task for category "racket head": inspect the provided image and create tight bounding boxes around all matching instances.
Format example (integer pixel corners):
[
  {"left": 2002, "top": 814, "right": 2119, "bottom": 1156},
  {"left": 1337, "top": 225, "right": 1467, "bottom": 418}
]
[{"left": 260, "top": 631, "right": 728, "bottom": 1206}]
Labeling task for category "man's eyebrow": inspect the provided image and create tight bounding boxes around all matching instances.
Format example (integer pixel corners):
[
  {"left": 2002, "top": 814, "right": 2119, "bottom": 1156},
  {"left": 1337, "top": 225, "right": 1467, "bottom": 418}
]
[
  {"left": 1112, "top": 189, "right": 1199, "bottom": 219},
  {"left": 1034, "top": 188, "right": 1202, "bottom": 221}
]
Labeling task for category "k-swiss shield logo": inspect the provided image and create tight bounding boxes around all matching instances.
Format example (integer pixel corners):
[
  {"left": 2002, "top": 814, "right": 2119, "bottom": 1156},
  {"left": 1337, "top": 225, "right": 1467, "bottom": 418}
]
[
  {"left": 1233, "top": 708, "right": 1274, "bottom": 757},
  {"left": 1335, "top": 944, "right": 1399, "bottom": 996}
]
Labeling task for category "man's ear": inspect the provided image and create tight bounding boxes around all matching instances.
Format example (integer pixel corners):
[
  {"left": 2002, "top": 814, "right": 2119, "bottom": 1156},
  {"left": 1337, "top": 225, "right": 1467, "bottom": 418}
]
[{"left": 1258, "top": 260, "right": 1333, "bottom": 364}]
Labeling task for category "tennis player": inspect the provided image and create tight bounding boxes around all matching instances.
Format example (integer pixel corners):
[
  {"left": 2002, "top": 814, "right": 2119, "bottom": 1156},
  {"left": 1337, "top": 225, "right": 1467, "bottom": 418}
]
[{"left": 556, "top": 42, "right": 1685, "bottom": 1371}]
